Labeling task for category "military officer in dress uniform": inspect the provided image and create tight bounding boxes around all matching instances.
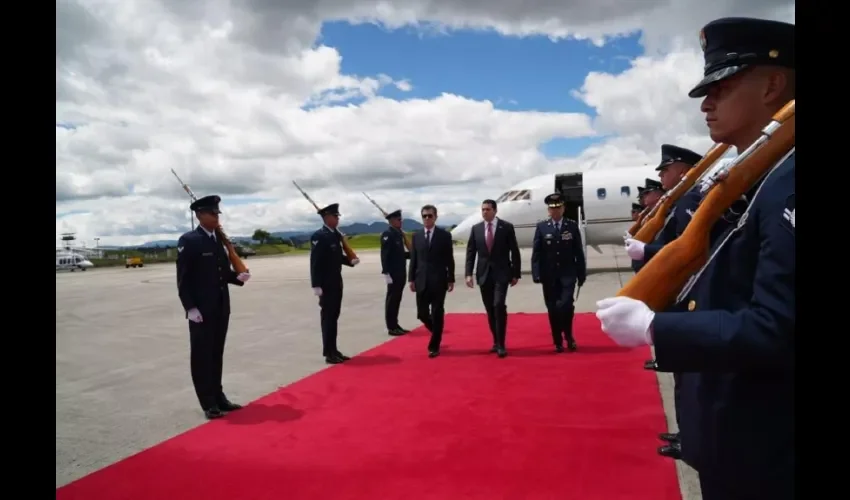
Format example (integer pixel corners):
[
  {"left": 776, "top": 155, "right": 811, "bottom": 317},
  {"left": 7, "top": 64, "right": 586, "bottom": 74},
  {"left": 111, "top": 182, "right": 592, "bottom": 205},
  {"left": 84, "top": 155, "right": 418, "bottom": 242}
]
[
  {"left": 630, "top": 180, "right": 664, "bottom": 274},
  {"left": 380, "top": 209, "right": 411, "bottom": 336},
  {"left": 310, "top": 203, "right": 361, "bottom": 364},
  {"left": 531, "top": 193, "right": 587, "bottom": 352},
  {"left": 597, "top": 17, "right": 795, "bottom": 500},
  {"left": 630, "top": 203, "right": 643, "bottom": 221},
  {"left": 176, "top": 195, "right": 251, "bottom": 420}
]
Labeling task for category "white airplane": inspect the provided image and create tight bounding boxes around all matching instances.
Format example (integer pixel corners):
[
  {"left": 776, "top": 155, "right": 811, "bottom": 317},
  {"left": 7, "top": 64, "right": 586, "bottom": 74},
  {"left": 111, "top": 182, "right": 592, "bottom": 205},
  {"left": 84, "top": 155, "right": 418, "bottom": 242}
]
[
  {"left": 450, "top": 166, "right": 660, "bottom": 255},
  {"left": 56, "top": 251, "right": 94, "bottom": 271}
]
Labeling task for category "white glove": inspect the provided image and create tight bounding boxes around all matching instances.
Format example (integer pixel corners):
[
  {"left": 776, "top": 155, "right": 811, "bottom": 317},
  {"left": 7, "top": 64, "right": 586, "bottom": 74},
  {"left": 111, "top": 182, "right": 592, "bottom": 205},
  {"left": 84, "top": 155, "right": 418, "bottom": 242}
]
[
  {"left": 625, "top": 238, "right": 646, "bottom": 260},
  {"left": 187, "top": 308, "right": 203, "bottom": 323},
  {"left": 595, "top": 297, "right": 655, "bottom": 347},
  {"left": 383, "top": 274, "right": 393, "bottom": 285},
  {"left": 351, "top": 258, "right": 360, "bottom": 266},
  {"left": 237, "top": 272, "right": 251, "bottom": 283},
  {"left": 313, "top": 287, "right": 323, "bottom": 297},
  {"left": 624, "top": 229, "right": 633, "bottom": 240}
]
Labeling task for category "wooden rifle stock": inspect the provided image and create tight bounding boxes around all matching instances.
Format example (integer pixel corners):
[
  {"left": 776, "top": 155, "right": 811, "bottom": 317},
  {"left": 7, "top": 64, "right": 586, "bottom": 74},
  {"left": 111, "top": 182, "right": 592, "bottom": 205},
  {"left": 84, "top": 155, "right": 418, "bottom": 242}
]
[
  {"left": 291, "top": 181, "right": 359, "bottom": 262},
  {"left": 632, "top": 143, "right": 731, "bottom": 242},
  {"left": 361, "top": 192, "right": 412, "bottom": 251},
  {"left": 617, "top": 100, "right": 795, "bottom": 311},
  {"left": 169, "top": 169, "right": 249, "bottom": 275}
]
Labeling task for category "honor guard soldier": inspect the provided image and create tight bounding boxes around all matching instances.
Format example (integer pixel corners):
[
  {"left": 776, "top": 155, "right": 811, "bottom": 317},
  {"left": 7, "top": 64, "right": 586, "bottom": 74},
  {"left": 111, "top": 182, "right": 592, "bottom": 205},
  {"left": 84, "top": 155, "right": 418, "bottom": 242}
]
[
  {"left": 630, "top": 203, "right": 643, "bottom": 222},
  {"left": 597, "top": 17, "right": 795, "bottom": 500},
  {"left": 531, "top": 193, "right": 587, "bottom": 352},
  {"left": 310, "top": 203, "right": 361, "bottom": 364},
  {"left": 631, "top": 180, "right": 664, "bottom": 274},
  {"left": 380, "top": 209, "right": 411, "bottom": 336},
  {"left": 176, "top": 195, "right": 251, "bottom": 420}
]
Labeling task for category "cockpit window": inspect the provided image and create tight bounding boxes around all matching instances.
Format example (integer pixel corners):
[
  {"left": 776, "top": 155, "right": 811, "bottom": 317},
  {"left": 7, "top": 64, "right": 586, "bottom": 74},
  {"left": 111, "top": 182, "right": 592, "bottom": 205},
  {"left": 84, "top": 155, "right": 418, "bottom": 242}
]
[
  {"left": 620, "top": 186, "right": 630, "bottom": 197},
  {"left": 496, "top": 191, "right": 514, "bottom": 202},
  {"left": 597, "top": 188, "right": 607, "bottom": 200},
  {"left": 496, "top": 190, "right": 532, "bottom": 202}
]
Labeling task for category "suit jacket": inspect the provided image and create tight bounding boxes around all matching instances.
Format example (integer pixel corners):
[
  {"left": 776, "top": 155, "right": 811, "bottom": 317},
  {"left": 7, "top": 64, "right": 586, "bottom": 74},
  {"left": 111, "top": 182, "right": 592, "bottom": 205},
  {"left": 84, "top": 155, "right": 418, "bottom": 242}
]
[
  {"left": 464, "top": 218, "right": 521, "bottom": 285},
  {"left": 176, "top": 226, "right": 244, "bottom": 317},
  {"left": 408, "top": 226, "right": 455, "bottom": 291}
]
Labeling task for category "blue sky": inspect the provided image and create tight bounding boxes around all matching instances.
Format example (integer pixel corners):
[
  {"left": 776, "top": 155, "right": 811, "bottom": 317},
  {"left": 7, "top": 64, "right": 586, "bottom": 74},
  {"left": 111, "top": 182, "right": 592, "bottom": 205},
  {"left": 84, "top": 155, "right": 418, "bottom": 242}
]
[{"left": 319, "top": 22, "right": 644, "bottom": 157}]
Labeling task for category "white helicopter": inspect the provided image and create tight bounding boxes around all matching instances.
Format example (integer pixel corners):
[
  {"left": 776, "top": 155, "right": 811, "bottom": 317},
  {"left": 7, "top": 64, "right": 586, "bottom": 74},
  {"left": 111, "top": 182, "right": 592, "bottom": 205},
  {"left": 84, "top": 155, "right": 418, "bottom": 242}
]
[{"left": 56, "top": 251, "right": 94, "bottom": 272}]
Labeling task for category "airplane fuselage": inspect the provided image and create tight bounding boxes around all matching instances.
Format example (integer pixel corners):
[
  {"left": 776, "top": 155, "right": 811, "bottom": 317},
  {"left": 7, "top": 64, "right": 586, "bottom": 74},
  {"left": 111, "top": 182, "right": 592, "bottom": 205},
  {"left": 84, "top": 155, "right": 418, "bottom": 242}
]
[{"left": 57, "top": 252, "right": 94, "bottom": 271}]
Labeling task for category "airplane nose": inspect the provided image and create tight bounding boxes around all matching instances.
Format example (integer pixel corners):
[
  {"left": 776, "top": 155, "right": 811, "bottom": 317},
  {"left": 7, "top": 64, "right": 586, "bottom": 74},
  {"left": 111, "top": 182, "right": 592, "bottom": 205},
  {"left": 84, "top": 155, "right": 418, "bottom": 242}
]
[{"left": 451, "top": 218, "right": 475, "bottom": 244}]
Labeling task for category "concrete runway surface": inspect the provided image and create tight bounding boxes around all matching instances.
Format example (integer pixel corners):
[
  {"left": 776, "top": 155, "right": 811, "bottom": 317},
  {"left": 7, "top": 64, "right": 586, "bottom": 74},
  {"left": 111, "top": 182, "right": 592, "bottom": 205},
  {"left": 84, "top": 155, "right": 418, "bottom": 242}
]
[{"left": 56, "top": 245, "right": 700, "bottom": 498}]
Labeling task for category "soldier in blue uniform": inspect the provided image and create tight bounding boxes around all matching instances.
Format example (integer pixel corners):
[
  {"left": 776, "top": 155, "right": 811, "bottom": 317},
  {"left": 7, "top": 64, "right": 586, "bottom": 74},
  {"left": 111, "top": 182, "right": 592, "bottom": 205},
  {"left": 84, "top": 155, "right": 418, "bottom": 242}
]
[
  {"left": 597, "top": 18, "right": 795, "bottom": 500},
  {"left": 630, "top": 203, "right": 643, "bottom": 221},
  {"left": 380, "top": 209, "right": 411, "bottom": 336},
  {"left": 310, "top": 203, "right": 361, "bottom": 364},
  {"left": 176, "top": 195, "right": 251, "bottom": 420},
  {"left": 630, "top": 179, "right": 664, "bottom": 274},
  {"left": 531, "top": 193, "right": 587, "bottom": 352}
]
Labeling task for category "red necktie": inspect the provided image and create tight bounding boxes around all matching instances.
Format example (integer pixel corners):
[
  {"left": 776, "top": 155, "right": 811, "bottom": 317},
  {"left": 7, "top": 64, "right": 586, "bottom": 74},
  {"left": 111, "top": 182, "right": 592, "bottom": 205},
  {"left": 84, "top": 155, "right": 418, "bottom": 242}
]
[{"left": 486, "top": 222, "right": 494, "bottom": 251}]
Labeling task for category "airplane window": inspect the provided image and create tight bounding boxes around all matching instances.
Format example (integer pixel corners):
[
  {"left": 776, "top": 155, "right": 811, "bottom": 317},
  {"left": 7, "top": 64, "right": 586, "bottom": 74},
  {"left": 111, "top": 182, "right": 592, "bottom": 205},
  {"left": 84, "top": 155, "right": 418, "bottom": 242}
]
[
  {"left": 518, "top": 190, "right": 531, "bottom": 201},
  {"left": 507, "top": 190, "right": 527, "bottom": 201},
  {"left": 74, "top": 257, "right": 82, "bottom": 264},
  {"left": 496, "top": 191, "right": 513, "bottom": 203},
  {"left": 597, "top": 188, "right": 607, "bottom": 200},
  {"left": 620, "top": 186, "right": 631, "bottom": 197}
]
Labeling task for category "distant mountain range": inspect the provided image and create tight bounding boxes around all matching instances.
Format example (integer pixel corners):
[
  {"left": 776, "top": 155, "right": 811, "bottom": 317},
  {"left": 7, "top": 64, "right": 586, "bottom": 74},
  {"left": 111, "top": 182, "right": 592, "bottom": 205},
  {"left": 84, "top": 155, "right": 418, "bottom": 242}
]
[{"left": 134, "top": 219, "right": 455, "bottom": 249}]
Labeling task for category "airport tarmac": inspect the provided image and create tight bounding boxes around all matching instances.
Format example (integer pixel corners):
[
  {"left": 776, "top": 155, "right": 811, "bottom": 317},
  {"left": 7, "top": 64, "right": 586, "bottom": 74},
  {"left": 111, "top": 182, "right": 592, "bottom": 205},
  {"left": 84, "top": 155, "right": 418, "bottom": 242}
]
[{"left": 56, "top": 245, "right": 700, "bottom": 498}]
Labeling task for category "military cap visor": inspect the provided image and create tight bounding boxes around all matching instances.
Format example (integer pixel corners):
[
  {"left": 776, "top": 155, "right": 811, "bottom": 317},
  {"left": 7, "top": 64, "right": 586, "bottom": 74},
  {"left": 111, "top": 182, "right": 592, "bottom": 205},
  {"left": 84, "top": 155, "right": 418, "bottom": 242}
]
[
  {"left": 318, "top": 203, "right": 341, "bottom": 216},
  {"left": 642, "top": 179, "right": 664, "bottom": 193},
  {"left": 656, "top": 144, "right": 703, "bottom": 171},
  {"left": 689, "top": 18, "right": 795, "bottom": 98},
  {"left": 385, "top": 209, "right": 402, "bottom": 220},
  {"left": 544, "top": 193, "right": 565, "bottom": 208},
  {"left": 190, "top": 195, "right": 222, "bottom": 214},
  {"left": 631, "top": 203, "right": 644, "bottom": 212}
]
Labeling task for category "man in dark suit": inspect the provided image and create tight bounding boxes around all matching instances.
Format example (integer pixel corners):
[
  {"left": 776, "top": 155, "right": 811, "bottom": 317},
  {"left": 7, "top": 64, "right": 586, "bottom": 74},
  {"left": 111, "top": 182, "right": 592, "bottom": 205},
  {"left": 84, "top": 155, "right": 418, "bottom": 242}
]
[
  {"left": 408, "top": 204, "right": 455, "bottom": 358},
  {"left": 380, "top": 209, "right": 411, "bottom": 336},
  {"left": 464, "top": 199, "right": 521, "bottom": 357},
  {"left": 310, "top": 203, "right": 360, "bottom": 364},
  {"left": 176, "top": 195, "right": 251, "bottom": 419}
]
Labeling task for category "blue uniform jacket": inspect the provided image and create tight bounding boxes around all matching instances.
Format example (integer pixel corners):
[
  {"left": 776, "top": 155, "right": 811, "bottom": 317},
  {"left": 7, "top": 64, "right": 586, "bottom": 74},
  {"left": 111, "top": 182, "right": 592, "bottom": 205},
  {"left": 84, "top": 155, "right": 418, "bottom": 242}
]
[
  {"left": 642, "top": 188, "right": 703, "bottom": 263},
  {"left": 310, "top": 226, "right": 355, "bottom": 290},
  {"left": 175, "top": 226, "right": 244, "bottom": 317},
  {"left": 651, "top": 152, "right": 795, "bottom": 491},
  {"left": 380, "top": 227, "right": 410, "bottom": 278},
  {"left": 530, "top": 218, "right": 586, "bottom": 284}
]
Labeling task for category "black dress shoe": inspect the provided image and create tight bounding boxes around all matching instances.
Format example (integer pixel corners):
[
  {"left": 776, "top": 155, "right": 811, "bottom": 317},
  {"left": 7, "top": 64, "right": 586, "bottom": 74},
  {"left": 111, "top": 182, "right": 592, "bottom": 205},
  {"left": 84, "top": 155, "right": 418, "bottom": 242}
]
[
  {"left": 204, "top": 407, "right": 224, "bottom": 419},
  {"left": 388, "top": 328, "right": 405, "bottom": 336},
  {"left": 644, "top": 359, "right": 658, "bottom": 370},
  {"left": 658, "top": 442, "right": 683, "bottom": 459},
  {"left": 325, "top": 355, "right": 344, "bottom": 364},
  {"left": 428, "top": 350, "right": 440, "bottom": 358},
  {"left": 219, "top": 399, "right": 243, "bottom": 412},
  {"left": 497, "top": 348, "right": 507, "bottom": 358},
  {"left": 398, "top": 326, "right": 411, "bottom": 333},
  {"left": 335, "top": 352, "right": 351, "bottom": 361},
  {"left": 659, "top": 432, "right": 679, "bottom": 442},
  {"left": 554, "top": 345, "right": 565, "bottom": 353},
  {"left": 566, "top": 339, "right": 578, "bottom": 352}
]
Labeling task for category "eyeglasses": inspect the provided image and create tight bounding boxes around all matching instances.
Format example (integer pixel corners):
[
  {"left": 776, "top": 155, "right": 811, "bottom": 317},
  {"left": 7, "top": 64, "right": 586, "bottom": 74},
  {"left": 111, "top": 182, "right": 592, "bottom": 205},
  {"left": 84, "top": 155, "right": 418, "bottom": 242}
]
[{"left": 421, "top": 213, "right": 435, "bottom": 219}]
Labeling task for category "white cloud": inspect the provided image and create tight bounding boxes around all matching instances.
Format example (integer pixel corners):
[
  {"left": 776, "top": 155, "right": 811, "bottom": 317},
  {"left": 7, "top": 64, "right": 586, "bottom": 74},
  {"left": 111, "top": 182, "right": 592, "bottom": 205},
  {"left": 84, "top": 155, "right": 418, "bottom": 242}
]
[{"left": 56, "top": 0, "right": 794, "bottom": 246}]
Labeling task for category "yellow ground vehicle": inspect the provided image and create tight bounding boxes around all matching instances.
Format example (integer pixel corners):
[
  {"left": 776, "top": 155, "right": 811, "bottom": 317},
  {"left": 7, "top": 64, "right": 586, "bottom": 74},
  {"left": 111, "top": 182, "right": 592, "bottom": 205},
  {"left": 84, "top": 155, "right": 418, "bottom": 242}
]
[{"left": 125, "top": 257, "right": 144, "bottom": 268}]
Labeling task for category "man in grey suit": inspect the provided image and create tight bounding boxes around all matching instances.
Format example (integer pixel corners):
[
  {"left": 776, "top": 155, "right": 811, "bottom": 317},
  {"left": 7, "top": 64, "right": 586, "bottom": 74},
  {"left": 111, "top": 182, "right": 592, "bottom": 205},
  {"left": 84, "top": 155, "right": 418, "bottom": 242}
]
[
  {"left": 408, "top": 204, "right": 456, "bottom": 358},
  {"left": 464, "top": 199, "right": 521, "bottom": 358}
]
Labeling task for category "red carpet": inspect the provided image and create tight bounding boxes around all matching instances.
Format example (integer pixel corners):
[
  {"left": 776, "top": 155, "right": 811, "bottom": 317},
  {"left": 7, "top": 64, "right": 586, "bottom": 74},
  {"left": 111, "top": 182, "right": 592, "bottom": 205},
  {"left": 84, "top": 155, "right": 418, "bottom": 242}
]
[{"left": 58, "top": 313, "right": 680, "bottom": 500}]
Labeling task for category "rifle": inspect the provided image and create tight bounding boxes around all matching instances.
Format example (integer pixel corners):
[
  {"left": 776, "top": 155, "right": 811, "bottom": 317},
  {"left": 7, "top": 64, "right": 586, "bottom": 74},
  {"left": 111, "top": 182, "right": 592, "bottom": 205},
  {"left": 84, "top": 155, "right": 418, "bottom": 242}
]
[
  {"left": 627, "top": 143, "right": 731, "bottom": 241},
  {"left": 291, "top": 180, "right": 359, "bottom": 262},
  {"left": 170, "top": 169, "right": 249, "bottom": 275},
  {"left": 617, "top": 100, "right": 795, "bottom": 311},
  {"left": 362, "top": 192, "right": 412, "bottom": 251}
]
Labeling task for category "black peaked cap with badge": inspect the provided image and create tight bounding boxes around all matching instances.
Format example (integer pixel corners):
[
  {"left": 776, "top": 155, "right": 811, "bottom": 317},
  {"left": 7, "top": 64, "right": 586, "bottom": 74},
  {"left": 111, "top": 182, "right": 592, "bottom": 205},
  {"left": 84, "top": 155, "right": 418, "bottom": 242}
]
[
  {"left": 657, "top": 144, "right": 703, "bottom": 171},
  {"left": 190, "top": 195, "right": 222, "bottom": 213},
  {"left": 385, "top": 209, "right": 402, "bottom": 220},
  {"left": 643, "top": 178, "right": 664, "bottom": 193},
  {"left": 544, "top": 193, "right": 565, "bottom": 208},
  {"left": 689, "top": 17, "right": 795, "bottom": 98},
  {"left": 317, "top": 203, "right": 341, "bottom": 216}
]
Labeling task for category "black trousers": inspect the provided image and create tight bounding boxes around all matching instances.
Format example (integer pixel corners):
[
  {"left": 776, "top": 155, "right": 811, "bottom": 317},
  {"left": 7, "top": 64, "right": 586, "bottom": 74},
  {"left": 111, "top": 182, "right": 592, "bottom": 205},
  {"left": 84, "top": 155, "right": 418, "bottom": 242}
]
[
  {"left": 384, "top": 273, "right": 405, "bottom": 330},
  {"left": 541, "top": 278, "right": 576, "bottom": 345},
  {"left": 189, "top": 309, "right": 230, "bottom": 411},
  {"left": 319, "top": 288, "right": 343, "bottom": 357},
  {"left": 673, "top": 372, "right": 682, "bottom": 426},
  {"left": 479, "top": 279, "right": 509, "bottom": 348},
  {"left": 416, "top": 285, "right": 448, "bottom": 352}
]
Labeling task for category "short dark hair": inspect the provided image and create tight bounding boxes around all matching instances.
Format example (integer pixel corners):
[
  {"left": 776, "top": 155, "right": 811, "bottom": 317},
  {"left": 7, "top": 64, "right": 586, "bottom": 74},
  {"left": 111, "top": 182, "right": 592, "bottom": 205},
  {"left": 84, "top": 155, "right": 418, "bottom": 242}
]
[
  {"left": 482, "top": 199, "right": 497, "bottom": 210},
  {"left": 421, "top": 204, "right": 437, "bottom": 216}
]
